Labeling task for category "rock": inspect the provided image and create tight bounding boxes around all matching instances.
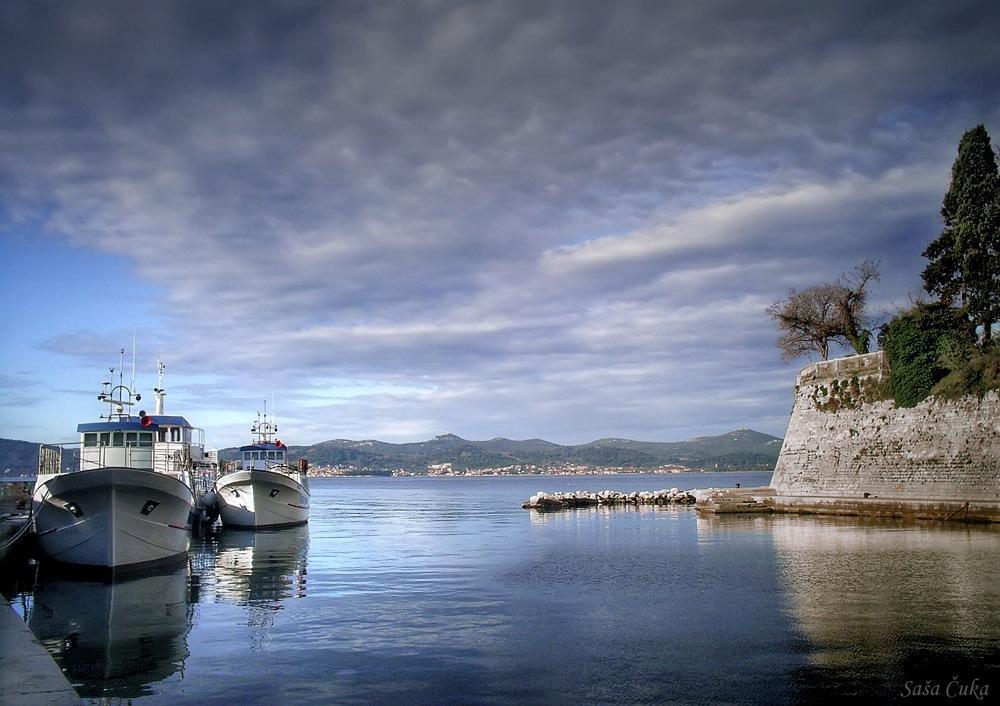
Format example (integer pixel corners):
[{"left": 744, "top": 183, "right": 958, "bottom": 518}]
[{"left": 522, "top": 488, "right": 700, "bottom": 511}]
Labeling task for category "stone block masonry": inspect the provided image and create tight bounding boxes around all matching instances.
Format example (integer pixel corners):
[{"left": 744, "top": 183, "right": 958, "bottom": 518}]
[{"left": 763, "top": 351, "right": 1000, "bottom": 520}]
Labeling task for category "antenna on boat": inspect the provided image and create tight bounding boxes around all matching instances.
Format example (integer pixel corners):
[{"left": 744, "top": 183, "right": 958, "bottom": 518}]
[
  {"left": 99, "top": 368, "right": 114, "bottom": 420},
  {"left": 97, "top": 348, "right": 139, "bottom": 420},
  {"left": 250, "top": 400, "right": 277, "bottom": 444},
  {"left": 130, "top": 330, "right": 136, "bottom": 406},
  {"left": 154, "top": 359, "right": 166, "bottom": 415},
  {"left": 118, "top": 349, "right": 126, "bottom": 415}
]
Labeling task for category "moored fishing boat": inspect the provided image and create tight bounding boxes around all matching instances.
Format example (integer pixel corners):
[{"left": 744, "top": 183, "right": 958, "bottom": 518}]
[
  {"left": 32, "top": 357, "right": 215, "bottom": 572},
  {"left": 214, "top": 409, "right": 310, "bottom": 529}
]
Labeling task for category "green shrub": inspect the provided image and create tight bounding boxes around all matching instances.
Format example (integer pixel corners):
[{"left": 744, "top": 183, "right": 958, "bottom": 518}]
[
  {"left": 880, "top": 302, "right": 975, "bottom": 407},
  {"left": 931, "top": 346, "right": 1000, "bottom": 400}
]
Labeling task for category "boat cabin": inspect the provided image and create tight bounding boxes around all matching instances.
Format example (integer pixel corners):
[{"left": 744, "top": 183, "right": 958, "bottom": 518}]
[
  {"left": 239, "top": 442, "right": 288, "bottom": 471},
  {"left": 78, "top": 415, "right": 200, "bottom": 474}
]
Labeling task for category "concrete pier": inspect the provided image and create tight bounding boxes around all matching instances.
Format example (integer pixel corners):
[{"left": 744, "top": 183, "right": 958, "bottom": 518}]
[
  {"left": 0, "top": 604, "right": 81, "bottom": 705},
  {"left": 695, "top": 486, "right": 1000, "bottom": 523},
  {"left": 695, "top": 486, "right": 776, "bottom": 514}
]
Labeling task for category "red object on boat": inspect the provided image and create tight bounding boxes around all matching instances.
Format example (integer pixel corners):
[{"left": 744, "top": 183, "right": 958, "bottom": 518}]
[{"left": 140, "top": 414, "right": 154, "bottom": 428}]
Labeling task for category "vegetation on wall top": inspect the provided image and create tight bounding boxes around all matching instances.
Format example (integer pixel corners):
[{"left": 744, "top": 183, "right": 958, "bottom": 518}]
[{"left": 771, "top": 123, "right": 999, "bottom": 409}]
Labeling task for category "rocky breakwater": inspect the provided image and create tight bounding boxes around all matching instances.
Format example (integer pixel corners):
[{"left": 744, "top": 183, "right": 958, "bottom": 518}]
[{"left": 522, "top": 488, "right": 697, "bottom": 511}]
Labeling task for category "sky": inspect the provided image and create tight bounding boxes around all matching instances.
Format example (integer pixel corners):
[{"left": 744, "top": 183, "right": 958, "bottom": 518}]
[{"left": 1, "top": 1, "right": 999, "bottom": 448}]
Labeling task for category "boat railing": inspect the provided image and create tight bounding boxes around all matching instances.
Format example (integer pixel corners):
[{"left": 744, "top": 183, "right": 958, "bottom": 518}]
[
  {"left": 38, "top": 442, "right": 157, "bottom": 474},
  {"left": 153, "top": 444, "right": 191, "bottom": 474},
  {"left": 191, "top": 465, "right": 218, "bottom": 496},
  {"left": 37, "top": 442, "right": 221, "bottom": 484},
  {"left": 38, "top": 444, "right": 65, "bottom": 475},
  {"left": 266, "top": 459, "right": 296, "bottom": 473},
  {"left": 237, "top": 458, "right": 299, "bottom": 475},
  {"left": 80, "top": 445, "right": 149, "bottom": 472}
]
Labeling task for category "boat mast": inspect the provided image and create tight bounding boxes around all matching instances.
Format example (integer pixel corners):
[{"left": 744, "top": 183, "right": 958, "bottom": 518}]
[
  {"left": 154, "top": 360, "right": 166, "bottom": 415},
  {"left": 130, "top": 330, "right": 136, "bottom": 404},
  {"left": 97, "top": 348, "right": 140, "bottom": 421},
  {"left": 251, "top": 400, "right": 276, "bottom": 444}
]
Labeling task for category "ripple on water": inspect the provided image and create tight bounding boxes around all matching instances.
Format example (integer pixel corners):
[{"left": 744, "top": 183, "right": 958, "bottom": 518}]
[{"left": 5, "top": 473, "right": 998, "bottom": 705}]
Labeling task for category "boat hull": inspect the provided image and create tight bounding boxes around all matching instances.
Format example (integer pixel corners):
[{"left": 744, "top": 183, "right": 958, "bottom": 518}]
[
  {"left": 215, "top": 469, "right": 309, "bottom": 529},
  {"left": 32, "top": 467, "right": 194, "bottom": 570}
]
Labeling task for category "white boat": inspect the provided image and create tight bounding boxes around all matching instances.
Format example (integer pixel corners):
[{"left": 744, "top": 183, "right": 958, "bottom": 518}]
[
  {"left": 214, "top": 410, "right": 310, "bottom": 529},
  {"left": 32, "top": 357, "right": 212, "bottom": 572}
]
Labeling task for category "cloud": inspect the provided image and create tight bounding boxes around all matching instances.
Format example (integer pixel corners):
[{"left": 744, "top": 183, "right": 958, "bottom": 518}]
[{"left": 2, "top": 1, "right": 999, "bottom": 444}]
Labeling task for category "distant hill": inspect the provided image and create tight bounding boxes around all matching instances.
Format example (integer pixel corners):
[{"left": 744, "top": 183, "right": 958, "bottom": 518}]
[
  {"left": 0, "top": 429, "right": 782, "bottom": 476},
  {"left": 0, "top": 437, "right": 42, "bottom": 475},
  {"left": 219, "top": 428, "right": 783, "bottom": 473},
  {"left": 0, "top": 437, "right": 80, "bottom": 476}
]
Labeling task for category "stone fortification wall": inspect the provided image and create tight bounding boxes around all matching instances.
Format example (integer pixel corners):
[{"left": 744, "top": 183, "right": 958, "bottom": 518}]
[{"left": 770, "top": 351, "right": 1000, "bottom": 502}]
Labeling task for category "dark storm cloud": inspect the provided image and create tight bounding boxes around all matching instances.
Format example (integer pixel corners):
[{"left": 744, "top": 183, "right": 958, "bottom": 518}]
[{"left": 2, "top": 0, "right": 999, "bottom": 443}]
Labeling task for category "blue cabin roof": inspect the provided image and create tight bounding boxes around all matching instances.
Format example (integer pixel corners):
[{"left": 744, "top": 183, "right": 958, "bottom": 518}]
[
  {"left": 77, "top": 415, "right": 192, "bottom": 433},
  {"left": 240, "top": 442, "right": 287, "bottom": 452}
]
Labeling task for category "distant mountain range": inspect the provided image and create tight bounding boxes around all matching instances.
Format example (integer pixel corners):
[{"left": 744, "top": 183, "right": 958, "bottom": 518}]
[
  {"left": 220, "top": 428, "right": 783, "bottom": 473},
  {"left": 0, "top": 428, "right": 783, "bottom": 476}
]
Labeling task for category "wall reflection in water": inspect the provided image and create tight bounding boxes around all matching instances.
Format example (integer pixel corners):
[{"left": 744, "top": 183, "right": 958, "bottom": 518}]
[
  {"left": 27, "top": 564, "right": 192, "bottom": 699},
  {"left": 697, "top": 514, "right": 1000, "bottom": 703}
]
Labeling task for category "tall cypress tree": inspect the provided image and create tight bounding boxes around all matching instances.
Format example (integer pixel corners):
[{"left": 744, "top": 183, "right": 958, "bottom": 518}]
[{"left": 922, "top": 124, "right": 1000, "bottom": 343}]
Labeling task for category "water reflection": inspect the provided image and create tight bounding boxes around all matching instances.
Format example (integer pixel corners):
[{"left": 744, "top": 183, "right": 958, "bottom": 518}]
[
  {"left": 208, "top": 525, "right": 309, "bottom": 604},
  {"left": 27, "top": 564, "right": 191, "bottom": 699},
  {"left": 698, "top": 515, "right": 1000, "bottom": 703},
  {"left": 4, "top": 476, "right": 996, "bottom": 704},
  {"left": 526, "top": 503, "right": 687, "bottom": 527}
]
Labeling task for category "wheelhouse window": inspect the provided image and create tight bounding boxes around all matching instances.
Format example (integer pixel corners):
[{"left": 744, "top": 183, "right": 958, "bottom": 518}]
[
  {"left": 113, "top": 431, "right": 124, "bottom": 447},
  {"left": 267, "top": 451, "right": 276, "bottom": 460},
  {"left": 99, "top": 432, "right": 110, "bottom": 446},
  {"left": 170, "top": 427, "right": 181, "bottom": 442},
  {"left": 138, "top": 432, "right": 153, "bottom": 447},
  {"left": 83, "top": 433, "right": 98, "bottom": 447},
  {"left": 126, "top": 432, "right": 138, "bottom": 447},
  {"left": 243, "top": 451, "right": 252, "bottom": 461}
]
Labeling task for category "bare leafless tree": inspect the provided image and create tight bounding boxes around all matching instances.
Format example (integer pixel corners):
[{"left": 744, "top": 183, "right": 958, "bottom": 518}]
[
  {"left": 835, "top": 259, "right": 880, "bottom": 355},
  {"left": 766, "top": 260, "right": 880, "bottom": 361}
]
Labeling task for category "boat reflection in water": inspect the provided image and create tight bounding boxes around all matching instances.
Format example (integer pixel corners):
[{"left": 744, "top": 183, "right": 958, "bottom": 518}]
[
  {"left": 697, "top": 514, "right": 1000, "bottom": 703},
  {"left": 210, "top": 525, "right": 309, "bottom": 603},
  {"left": 203, "top": 525, "right": 309, "bottom": 653},
  {"left": 27, "top": 563, "right": 192, "bottom": 699}
]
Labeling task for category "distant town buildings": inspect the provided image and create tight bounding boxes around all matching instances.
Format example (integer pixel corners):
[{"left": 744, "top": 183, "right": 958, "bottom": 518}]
[{"left": 305, "top": 462, "right": 698, "bottom": 478}]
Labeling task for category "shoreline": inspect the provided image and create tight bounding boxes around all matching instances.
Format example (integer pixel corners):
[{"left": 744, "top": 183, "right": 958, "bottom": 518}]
[{"left": 305, "top": 468, "right": 773, "bottom": 479}]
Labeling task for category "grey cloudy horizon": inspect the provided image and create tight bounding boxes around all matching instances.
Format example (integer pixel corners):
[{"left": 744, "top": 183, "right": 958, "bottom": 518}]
[{"left": 2, "top": 1, "right": 999, "bottom": 447}]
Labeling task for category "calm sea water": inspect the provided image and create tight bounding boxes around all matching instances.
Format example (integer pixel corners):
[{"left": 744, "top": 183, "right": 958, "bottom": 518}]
[{"left": 4, "top": 473, "right": 999, "bottom": 705}]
